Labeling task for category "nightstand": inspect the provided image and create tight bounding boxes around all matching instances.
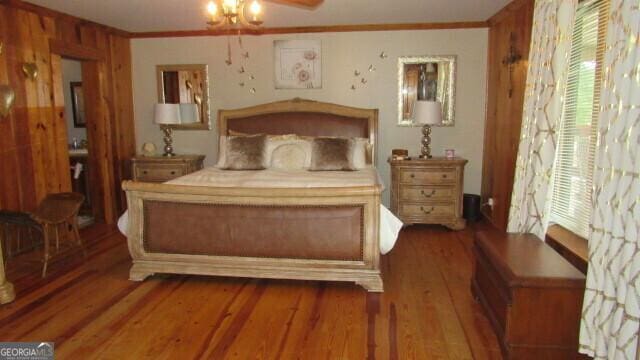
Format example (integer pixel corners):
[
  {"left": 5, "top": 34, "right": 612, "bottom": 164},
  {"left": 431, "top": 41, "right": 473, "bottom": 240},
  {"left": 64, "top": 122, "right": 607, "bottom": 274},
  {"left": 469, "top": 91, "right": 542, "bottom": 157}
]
[
  {"left": 388, "top": 157, "right": 467, "bottom": 230},
  {"left": 131, "top": 155, "right": 205, "bottom": 183}
]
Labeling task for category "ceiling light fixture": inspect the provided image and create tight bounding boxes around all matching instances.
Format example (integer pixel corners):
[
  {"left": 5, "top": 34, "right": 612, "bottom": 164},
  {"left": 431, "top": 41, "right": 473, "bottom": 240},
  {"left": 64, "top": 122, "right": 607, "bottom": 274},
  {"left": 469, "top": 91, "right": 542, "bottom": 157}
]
[{"left": 206, "top": 0, "right": 264, "bottom": 29}]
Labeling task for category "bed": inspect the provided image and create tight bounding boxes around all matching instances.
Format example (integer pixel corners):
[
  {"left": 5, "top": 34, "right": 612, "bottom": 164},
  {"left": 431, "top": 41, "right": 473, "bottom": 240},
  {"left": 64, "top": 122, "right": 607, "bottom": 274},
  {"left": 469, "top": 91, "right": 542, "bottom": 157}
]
[{"left": 121, "top": 98, "right": 399, "bottom": 292}]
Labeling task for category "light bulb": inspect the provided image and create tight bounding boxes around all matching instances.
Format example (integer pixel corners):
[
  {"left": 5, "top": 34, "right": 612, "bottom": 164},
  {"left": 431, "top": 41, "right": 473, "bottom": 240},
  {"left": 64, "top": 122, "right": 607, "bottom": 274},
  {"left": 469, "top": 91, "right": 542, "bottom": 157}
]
[
  {"left": 223, "top": 0, "right": 237, "bottom": 13},
  {"left": 206, "top": 1, "right": 217, "bottom": 15},
  {"left": 249, "top": 1, "right": 262, "bottom": 15}
]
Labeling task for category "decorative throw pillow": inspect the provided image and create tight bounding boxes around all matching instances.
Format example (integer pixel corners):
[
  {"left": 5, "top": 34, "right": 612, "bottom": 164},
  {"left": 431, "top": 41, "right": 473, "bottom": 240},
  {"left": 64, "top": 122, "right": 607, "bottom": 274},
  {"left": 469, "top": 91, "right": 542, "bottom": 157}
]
[
  {"left": 265, "top": 135, "right": 312, "bottom": 170},
  {"left": 309, "top": 137, "right": 356, "bottom": 171},
  {"left": 220, "top": 134, "right": 266, "bottom": 170},
  {"left": 270, "top": 144, "right": 308, "bottom": 170}
]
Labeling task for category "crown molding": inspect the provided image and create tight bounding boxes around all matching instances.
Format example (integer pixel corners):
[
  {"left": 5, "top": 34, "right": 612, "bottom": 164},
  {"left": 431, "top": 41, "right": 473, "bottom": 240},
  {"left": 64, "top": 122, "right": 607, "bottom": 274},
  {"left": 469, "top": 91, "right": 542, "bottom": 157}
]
[{"left": 130, "top": 21, "right": 488, "bottom": 38}]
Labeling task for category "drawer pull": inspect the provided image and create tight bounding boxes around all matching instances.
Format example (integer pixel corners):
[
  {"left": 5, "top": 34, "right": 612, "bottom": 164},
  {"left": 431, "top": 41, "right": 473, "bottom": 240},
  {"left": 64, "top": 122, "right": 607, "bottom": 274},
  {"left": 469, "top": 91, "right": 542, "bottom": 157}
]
[
  {"left": 410, "top": 173, "right": 415, "bottom": 178},
  {"left": 420, "top": 206, "right": 435, "bottom": 214},
  {"left": 143, "top": 170, "right": 148, "bottom": 175},
  {"left": 420, "top": 189, "right": 436, "bottom": 197},
  {"left": 170, "top": 171, "right": 176, "bottom": 175},
  {"left": 442, "top": 174, "right": 447, "bottom": 179}
]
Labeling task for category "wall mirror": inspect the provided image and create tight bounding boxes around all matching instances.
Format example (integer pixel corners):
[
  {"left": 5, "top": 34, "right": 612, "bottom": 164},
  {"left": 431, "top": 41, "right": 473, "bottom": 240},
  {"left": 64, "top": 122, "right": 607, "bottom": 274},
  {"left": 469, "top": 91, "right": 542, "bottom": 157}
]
[
  {"left": 156, "top": 64, "right": 210, "bottom": 130},
  {"left": 397, "top": 55, "right": 456, "bottom": 126}
]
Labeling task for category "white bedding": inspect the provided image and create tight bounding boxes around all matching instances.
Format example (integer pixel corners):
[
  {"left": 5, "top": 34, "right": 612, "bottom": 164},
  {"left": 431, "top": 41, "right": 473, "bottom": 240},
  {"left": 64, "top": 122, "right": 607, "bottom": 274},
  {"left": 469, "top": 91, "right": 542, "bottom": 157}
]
[
  {"left": 117, "top": 167, "right": 402, "bottom": 254},
  {"left": 166, "top": 167, "right": 383, "bottom": 188}
]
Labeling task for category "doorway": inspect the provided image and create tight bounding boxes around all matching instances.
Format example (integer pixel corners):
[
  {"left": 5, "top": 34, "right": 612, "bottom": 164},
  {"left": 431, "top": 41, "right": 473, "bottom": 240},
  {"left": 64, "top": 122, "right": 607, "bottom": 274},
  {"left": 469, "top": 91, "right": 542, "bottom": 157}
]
[{"left": 61, "top": 58, "right": 95, "bottom": 228}]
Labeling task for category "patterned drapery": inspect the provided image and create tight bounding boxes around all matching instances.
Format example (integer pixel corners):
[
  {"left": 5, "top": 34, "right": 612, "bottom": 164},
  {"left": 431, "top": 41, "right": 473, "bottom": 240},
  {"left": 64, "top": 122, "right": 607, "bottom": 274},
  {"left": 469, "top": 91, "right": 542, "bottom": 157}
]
[
  {"left": 506, "top": 0, "right": 578, "bottom": 239},
  {"left": 579, "top": 0, "right": 640, "bottom": 358}
]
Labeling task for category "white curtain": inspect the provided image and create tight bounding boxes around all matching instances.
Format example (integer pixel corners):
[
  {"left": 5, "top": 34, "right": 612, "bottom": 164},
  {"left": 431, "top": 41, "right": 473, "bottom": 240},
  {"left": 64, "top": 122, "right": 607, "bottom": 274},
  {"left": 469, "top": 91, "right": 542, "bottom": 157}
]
[
  {"left": 506, "top": 0, "right": 578, "bottom": 239},
  {"left": 579, "top": 0, "right": 640, "bottom": 358}
]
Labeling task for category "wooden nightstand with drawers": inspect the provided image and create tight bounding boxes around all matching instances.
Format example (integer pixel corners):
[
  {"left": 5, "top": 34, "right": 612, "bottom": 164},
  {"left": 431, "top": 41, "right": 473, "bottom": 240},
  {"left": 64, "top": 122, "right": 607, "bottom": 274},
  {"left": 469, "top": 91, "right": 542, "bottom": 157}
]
[
  {"left": 389, "top": 157, "right": 467, "bottom": 230},
  {"left": 131, "top": 155, "right": 205, "bottom": 183}
]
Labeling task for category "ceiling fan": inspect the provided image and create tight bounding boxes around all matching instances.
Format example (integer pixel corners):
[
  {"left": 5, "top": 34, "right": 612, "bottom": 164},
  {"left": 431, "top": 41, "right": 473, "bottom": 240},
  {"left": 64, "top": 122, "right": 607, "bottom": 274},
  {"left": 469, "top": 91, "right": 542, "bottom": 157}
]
[{"left": 206, "top": 0, "right": 323, "bottom": 29}]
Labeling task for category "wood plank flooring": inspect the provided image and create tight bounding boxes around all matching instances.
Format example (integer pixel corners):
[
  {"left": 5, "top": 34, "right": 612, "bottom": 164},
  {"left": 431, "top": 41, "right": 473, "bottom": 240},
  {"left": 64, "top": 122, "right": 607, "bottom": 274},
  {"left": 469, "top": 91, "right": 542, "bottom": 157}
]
[{"left": 0, "top": 223, "right": 501, "bottom": 359}]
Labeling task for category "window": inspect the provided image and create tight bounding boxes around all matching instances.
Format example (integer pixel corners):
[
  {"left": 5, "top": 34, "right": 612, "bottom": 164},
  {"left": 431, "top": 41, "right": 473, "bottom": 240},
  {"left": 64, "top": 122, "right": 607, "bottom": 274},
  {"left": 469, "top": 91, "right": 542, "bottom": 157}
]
[{"left": 550, "top": 0, "right": 609, "bottom": 239}]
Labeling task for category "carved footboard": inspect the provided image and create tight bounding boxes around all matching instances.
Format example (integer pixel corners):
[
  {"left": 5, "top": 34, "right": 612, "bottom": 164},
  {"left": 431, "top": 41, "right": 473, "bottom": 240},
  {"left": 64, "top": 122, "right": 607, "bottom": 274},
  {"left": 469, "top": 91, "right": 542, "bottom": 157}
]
[{"left": 122, "top": 180, "right": 383, "bottom": 292}]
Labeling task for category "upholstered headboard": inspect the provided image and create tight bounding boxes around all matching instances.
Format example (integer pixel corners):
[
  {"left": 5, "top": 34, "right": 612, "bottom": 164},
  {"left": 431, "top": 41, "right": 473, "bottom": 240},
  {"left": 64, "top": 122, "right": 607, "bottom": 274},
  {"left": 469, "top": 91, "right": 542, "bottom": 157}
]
[{"left": 218, "top": 98, "right": 379, "bottom": 165}]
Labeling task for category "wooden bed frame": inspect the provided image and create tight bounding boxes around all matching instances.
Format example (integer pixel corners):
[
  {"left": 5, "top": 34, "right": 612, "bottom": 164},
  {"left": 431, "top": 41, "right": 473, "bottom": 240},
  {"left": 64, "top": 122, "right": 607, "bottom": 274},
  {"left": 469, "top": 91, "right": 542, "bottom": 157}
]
[{"left": 122, "top": 99, "right": 383, "bottom": 291}]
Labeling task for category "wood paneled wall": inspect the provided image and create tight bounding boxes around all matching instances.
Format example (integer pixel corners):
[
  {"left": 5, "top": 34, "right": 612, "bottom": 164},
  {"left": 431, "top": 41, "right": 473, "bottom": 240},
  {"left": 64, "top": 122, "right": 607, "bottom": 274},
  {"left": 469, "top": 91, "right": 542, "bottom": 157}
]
[
  {"left": 0, "top": 1, "right": 135, "bottom": 223},
  {"left": 480, "top": 0, "right": 534, "bottom": 231}
]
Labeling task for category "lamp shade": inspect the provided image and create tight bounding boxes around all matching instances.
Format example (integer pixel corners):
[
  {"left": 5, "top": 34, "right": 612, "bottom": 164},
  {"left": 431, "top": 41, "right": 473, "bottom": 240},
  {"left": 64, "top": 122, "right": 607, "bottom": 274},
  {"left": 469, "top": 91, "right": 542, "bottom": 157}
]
[
  {"left": 414, "top": 101, "right": 442, "bottom": 125},
  {"left": 153, "top": 103, "right": 181, "bottom": 125},
  {"left": 179, "top": 104, "right": 200, "bottom": 124}
]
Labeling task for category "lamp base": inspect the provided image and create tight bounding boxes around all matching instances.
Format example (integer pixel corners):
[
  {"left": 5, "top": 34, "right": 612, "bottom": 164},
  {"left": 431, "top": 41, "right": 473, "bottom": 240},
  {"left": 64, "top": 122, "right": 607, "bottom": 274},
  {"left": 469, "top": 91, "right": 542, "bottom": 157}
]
[
  {"left": 419, "top": 124, "right": 432, "bottom": 159},
  {"left": 161, "top": 126, "right": 175, "bottom": 157}
]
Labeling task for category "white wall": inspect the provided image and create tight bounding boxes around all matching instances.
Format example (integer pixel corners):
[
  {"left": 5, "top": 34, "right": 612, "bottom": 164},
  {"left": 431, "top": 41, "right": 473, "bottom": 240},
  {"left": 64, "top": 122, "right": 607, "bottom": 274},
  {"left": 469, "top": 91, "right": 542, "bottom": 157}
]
[
  {"left": 131, "top": 29, "right": 488, "bottom": 205},
  {"left": 61, "top": 58, "right": 87, "bottom": 143}
]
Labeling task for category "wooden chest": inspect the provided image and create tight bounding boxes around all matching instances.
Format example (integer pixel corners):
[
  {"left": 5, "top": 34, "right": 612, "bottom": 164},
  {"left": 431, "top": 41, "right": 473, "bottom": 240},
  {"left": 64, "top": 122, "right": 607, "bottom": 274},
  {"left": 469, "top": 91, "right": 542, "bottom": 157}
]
[
  {"left": 131, "top": 155, "right": 205, "bottom": 183},
  {"left": 471, "top": 231, "right": 586, "bottom": 359},
  {"left": 388, "top": 157, "right": 467, "bottom": 230}
]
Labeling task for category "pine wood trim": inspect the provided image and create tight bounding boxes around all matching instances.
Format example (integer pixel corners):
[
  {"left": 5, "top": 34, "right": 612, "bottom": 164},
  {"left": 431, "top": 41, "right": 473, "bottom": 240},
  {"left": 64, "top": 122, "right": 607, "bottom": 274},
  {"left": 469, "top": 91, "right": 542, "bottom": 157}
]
[
  {"left": 480, "top": 0, "right": 535, "bottom": 231},
  {"left": 131, "top": 21, "right": 488, "bottom": 38},
  {"left": 49, "top": 39, "right": 104, "bottom": 61},
  {"left": 3, "top": 0, "right": 132, "bottom": 38},
  {"left": 487, "top": 0, "right": 533, "bottom": 26}
]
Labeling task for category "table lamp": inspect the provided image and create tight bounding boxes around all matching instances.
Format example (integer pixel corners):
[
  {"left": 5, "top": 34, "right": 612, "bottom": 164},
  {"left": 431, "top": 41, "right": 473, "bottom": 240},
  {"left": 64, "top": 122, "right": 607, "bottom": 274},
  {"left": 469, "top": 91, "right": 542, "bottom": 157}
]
[
  {"left": 153, "top": 103, "right": 200, "bottom": 157},
  {"left": 154, "top": 104, "right": 181, "bottom": 157},
  {"left": 414, "top": 100, "right": 442, "bottom": 159}
]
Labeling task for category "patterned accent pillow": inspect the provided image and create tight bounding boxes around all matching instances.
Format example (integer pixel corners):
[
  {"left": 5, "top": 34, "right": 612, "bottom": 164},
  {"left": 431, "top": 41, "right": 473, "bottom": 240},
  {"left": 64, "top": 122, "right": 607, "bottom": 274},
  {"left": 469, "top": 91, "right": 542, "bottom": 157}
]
[{"left": 265, "top": 135, "right": 312, "bottom": 170}]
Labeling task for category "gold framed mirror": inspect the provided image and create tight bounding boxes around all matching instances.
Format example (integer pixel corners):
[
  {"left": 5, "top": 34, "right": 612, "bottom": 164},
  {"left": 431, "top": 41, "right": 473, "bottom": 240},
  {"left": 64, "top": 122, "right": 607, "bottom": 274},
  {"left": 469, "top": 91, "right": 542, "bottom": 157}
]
[
  {"left": 156, "top": 64, "right": 210, "bottom": 130},
  {"left": 397, "top": 55, "right": 456, "bottom": 126}
]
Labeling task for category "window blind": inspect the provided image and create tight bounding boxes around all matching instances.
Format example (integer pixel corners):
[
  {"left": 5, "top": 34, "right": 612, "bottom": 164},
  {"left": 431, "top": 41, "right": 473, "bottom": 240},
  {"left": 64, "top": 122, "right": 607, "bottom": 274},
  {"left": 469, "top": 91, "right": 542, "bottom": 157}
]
[{"left": 550, "top": 0, "right": 609, "bottom": 239}]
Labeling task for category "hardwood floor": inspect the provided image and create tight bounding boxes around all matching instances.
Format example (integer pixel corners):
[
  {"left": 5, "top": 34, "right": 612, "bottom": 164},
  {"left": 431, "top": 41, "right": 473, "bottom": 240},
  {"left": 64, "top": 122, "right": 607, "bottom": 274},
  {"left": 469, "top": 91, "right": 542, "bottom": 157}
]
[{"left": 0, "top": 223, "right": 501, "bottom": 359}]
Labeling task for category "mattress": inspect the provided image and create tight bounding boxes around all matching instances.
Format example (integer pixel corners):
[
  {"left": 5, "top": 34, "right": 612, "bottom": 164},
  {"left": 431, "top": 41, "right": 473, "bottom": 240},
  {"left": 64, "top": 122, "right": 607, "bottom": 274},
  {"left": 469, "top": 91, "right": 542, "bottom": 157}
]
[{"left": 118, "top": 167, "right": 402, "bottom": 254}]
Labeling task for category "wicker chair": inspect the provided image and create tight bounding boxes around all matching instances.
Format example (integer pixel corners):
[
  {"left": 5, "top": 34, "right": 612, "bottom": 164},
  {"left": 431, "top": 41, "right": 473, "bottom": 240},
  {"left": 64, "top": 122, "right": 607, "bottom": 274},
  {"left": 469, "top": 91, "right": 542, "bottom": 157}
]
[
  {"left": 0, "top": 192, "right": 86, "bottom": 277},
  {"left": 32, "top": 192, "right": 86, "bottom": 277}
]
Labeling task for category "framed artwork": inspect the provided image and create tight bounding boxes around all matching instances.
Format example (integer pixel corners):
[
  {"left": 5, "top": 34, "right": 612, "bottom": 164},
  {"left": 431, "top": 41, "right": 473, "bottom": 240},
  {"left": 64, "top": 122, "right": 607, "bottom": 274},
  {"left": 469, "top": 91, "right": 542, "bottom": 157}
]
[
  {"left": 70, "top": 81, "right": 86, "bottom": 128},
  {"left": 274, "top": 40, "right": 321, "bottom": 89}
]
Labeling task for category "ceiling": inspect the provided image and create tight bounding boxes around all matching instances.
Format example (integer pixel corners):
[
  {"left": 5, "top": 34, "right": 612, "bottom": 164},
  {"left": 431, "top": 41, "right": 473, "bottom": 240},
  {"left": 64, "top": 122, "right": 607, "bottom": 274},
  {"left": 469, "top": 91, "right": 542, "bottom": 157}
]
[{"left": 26, "top": 0, "right": 509, "bottom": 33}]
